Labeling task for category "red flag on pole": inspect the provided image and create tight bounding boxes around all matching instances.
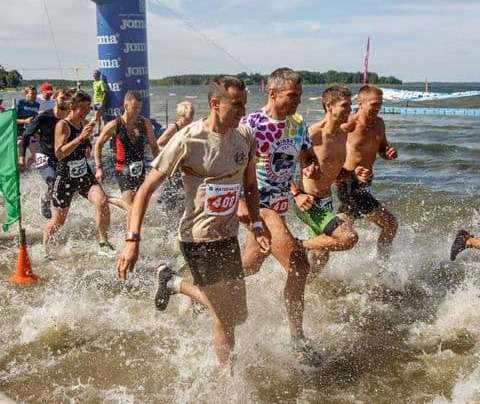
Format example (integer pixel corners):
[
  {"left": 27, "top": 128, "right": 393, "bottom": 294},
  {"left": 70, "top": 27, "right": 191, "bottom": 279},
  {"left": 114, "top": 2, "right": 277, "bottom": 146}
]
[{"left": 363, "top": 37, "right": 370, "bottom": 85}]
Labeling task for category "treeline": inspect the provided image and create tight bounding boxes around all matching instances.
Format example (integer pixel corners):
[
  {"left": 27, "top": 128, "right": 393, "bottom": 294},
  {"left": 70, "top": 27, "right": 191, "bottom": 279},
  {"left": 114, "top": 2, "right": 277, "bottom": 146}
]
[
  {"left": 0, "top": 66, "right": 23, "bottom": 89},
  {"left": 152, "top": 70, "right": 402, "bottom": 86},
  {"left": 15, "top": 70, "right": 402, "bottom": 90}
]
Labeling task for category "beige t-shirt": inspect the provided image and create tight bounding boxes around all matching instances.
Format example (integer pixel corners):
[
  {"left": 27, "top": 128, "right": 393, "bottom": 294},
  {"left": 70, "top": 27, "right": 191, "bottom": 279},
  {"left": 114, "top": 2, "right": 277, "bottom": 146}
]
[{"left": 151, "top": 118, "right": 256, "bottom": 242}]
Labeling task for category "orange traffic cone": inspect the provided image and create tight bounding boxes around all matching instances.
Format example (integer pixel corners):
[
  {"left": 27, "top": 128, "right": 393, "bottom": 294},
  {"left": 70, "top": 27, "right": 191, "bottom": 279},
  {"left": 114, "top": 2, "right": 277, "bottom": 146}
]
[{"left": 9, "top": 228, "right": 38, "bottom": 285}]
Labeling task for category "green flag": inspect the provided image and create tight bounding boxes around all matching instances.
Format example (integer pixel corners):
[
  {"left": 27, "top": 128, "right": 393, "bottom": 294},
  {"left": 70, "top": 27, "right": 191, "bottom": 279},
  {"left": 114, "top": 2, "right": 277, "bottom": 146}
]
[{"left": 0, "top": 108, "right": 21, "bottom": 231}]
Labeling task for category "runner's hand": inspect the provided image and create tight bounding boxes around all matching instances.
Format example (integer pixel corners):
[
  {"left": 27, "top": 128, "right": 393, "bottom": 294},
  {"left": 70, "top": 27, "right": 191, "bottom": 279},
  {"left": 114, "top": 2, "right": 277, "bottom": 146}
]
[
  {"left": 237, "top": 199, "right": 250, "bottom": 224},
  {"left": 95, "top": 167, "right": 105, "bottom": 182},
  {"left": 116, "top": 241, "right": 139, "bottom": 280},
  {"left": 294, "top": 193, "right": 314, "bottom": 212},
  {"left": 18, "top": 157, "right": 26, "bottom": 172},
  {"left": 385, "top": 146, "right": 398, "bottom": 160},
  {"left": 253, "top": 227, "right": 270, "bottom": 254},
  {"left": 354, "top": 166, "right": 372, "bottom": 183},
  {"left": 302, "top": 162, "right": 321, "bottom": 179},
  {"left": 79, "top": 123, "right": 95, "bottom": 140},
  {"left": 25, "top": 117, "right": 34, "bottom": 125}
]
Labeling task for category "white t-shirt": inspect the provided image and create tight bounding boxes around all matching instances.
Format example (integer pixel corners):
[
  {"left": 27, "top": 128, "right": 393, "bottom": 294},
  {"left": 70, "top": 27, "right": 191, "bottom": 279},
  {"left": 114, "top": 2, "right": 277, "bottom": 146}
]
[{"left": 37, "top": 95, "right": 55, "bottom": 113}]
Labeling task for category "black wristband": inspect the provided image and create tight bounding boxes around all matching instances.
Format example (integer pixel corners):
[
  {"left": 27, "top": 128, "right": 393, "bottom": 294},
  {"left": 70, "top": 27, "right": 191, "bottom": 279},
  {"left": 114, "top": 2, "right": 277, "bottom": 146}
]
[{"left": 174, "top": 122, "right": 180, "bottom": 132}]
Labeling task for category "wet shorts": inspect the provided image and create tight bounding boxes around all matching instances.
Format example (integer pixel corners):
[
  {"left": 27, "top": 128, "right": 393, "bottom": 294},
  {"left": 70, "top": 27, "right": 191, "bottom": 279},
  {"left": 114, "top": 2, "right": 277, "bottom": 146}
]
[
  {"left": 179, "top": 237, "right": 244, "bottom": 287},
  {"left": 115, "top": 170, "right": 145, "bottom": 193},
  {"left": 52, "top": 169, "right": 98, "bottom": 209},
  {"left": 337, "top": 179, "right": 380, "bottom": 219},
  {"left": 294, "top": 196, "right": 344, "bottom": 237}
]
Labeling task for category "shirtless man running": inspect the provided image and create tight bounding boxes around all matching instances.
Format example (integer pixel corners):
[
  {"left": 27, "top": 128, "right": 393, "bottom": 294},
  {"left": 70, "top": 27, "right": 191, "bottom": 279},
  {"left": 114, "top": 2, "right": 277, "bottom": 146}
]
[
  {"left": 337, "top": 85, "right": 398, "bottom": 259},
  {"left": 293, "top": 86, "right": 370, "bottom": 275}
]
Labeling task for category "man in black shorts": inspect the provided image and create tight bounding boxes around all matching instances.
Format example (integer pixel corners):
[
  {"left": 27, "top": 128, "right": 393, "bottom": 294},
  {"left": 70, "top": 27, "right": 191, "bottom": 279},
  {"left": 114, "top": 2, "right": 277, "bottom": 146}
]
[
  {"left": 337, "top": 85, "right": 398, "bottom": 258},
  {"left": 116, "top": 76, "right": 270, "bottom": 364},
  {"left": 19, "top": 87, "right": 73, "bottom": 219},
  {"left": 94, "top": 91, "right": 159, "bottom": 215}
]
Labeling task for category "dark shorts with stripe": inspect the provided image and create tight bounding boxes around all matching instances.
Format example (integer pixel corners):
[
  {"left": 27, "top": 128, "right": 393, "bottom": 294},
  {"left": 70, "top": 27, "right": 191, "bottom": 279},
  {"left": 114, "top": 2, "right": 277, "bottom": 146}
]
[{"left": 179, "top": 237, "right": 244, "bottom": 287}]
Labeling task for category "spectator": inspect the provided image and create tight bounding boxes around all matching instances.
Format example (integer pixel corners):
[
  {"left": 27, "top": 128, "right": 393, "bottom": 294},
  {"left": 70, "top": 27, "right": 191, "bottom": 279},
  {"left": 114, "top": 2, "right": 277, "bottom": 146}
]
[
  {"left": 38, "top": 82, "right": 55, "bottom": 112},
  {"left": 92, "top": 70, "right": 108, "bottom": 134},
  {"left": 16, "top": 86, "right": 40, "bottom": 168}
]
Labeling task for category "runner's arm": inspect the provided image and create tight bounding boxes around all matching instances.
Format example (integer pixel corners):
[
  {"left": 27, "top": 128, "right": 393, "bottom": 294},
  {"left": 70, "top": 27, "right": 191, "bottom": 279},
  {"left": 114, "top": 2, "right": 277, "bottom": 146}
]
[
  {"left": 156, "top": 124, "right": 177, "bottom": 148},
  {"left": 19, "top": 114, "right": 41, "bottom": 158},
  {"left": 145, "top": 119, "right": 160, "bottom": 158},
  {"left": 243, "top": 159, "right": 262, "bottom": 225},
  {"left": 377, "top": 120, "right": 397, "bottom": 160},
  {"left": 116, "top": 168, "right": 167, "bottom": 279},
  {"left": 55, "top": 120, "right": 94, "bottom": 160},
  {"left": 94, "top": 120, "right": 115, "bottom": 168}
]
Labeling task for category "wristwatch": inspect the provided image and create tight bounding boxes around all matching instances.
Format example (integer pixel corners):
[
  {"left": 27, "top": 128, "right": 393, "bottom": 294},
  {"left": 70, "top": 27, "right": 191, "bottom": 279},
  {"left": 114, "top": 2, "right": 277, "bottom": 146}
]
[
  {"left": 252, "top": 221, "right": 263, "bottom": 230},
  {"left": 125, "top": 231, "right": 141, "bottom": 242}
]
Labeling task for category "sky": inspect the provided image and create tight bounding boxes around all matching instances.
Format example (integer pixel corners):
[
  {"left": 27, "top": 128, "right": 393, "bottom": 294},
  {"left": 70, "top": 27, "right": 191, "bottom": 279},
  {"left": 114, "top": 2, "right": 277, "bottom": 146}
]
[{"left": 1, "top": 0, "right": 479, "bottom": 82}]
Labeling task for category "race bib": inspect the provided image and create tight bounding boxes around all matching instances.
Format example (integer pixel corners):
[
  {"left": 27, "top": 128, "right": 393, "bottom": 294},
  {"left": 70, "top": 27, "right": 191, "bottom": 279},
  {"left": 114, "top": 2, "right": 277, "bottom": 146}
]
[
  {"left": 35, "top": 153, "right": 49, "bottom": 169},
  {"left": 205, "top": 183, "right": 240, "bottom": 216},
  {"left": 67, "top": 158, "right": 88, "bottom": 178},
  {"left": 129, "top": 161, "right": 143, "bottom": 177},
  {"left": 270, "top": 194, "right": 289, "bottom": 215}
]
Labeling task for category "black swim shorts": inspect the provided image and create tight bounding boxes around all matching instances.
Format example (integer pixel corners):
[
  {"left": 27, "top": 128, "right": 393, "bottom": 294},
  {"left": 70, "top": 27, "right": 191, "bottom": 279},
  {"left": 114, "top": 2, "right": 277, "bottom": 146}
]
[
  {"left": 179, "top": 237, "right": 244, "bottom": 287},
  {"left": 337, "top": 179, "right": 380, "bottom": 219},
  {"left": 115, "top": 170, "right": 145, "bottom": 193}
]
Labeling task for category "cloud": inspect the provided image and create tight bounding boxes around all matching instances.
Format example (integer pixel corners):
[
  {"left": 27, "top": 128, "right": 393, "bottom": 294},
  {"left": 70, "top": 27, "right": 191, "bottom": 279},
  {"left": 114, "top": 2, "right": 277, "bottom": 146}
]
[{"left": 1, "top": 0, "right": 479, "bottom": 81}]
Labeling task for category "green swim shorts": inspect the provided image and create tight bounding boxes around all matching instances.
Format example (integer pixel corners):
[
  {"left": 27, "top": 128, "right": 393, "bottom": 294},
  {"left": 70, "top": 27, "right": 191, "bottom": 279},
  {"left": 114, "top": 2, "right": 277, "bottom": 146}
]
[{"left": 294, "top": 196, "right": 344, "bottom": 237}]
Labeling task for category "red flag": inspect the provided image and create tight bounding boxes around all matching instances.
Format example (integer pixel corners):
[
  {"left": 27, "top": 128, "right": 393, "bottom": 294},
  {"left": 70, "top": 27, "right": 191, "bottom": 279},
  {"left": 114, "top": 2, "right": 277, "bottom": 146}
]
[{"left": 363, "top": 37, "right": 370, "bottom": 85}]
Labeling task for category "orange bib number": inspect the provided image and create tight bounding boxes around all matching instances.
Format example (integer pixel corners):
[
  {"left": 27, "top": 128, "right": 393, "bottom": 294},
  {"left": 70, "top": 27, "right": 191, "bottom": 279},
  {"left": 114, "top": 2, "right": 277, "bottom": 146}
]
[
  {"left": 205, "top": 184, "right": 240, "bottom": 216},
  {"left": 270, "top": 195, "right": 289, "bottom": 215}
]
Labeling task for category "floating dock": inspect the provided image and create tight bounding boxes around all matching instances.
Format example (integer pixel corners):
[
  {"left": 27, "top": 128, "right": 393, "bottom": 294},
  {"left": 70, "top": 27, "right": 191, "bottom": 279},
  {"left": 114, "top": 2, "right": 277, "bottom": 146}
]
[
  {"left": 306, "top": 106, "right": 480, "bottom": 118},
  {"left": 380, "top": 106, "right": 480, "bottom": 117}
]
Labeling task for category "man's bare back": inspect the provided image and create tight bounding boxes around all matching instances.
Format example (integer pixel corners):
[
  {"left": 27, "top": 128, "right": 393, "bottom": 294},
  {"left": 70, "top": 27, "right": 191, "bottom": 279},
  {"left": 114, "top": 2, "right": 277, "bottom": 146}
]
[{"left": 302, "top": 119, "right": 348, "bottom": 198}]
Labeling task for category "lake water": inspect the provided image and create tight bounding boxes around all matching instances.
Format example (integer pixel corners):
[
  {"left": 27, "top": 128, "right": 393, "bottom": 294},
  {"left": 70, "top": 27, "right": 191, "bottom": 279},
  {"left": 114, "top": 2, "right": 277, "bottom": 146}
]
[{"left": 1, "top": 84, "right": 479, "bottom": 403}]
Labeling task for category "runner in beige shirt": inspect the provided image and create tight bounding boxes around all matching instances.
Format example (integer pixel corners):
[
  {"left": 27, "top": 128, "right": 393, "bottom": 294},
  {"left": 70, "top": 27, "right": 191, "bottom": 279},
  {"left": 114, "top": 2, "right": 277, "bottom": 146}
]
[{"left": 116, "top": 76, "right": 270, "bottom": 365}]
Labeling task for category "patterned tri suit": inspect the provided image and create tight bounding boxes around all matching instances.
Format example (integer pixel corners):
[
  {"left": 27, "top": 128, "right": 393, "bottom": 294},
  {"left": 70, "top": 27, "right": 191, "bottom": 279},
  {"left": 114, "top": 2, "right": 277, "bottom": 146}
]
[
  {"left": 52, "top": 121, "right": 96, "bottom": 209},
  {"left": 241, "top": 108, "right": 311, "bottom": 215}
]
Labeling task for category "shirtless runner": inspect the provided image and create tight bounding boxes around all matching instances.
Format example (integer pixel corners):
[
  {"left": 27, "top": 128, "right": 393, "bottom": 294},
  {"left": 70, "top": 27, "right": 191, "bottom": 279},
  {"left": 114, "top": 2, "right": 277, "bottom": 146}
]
[
  {"left": 337, "top": 85, "right": 398, "bottom": 259},
  {"left": 116, "top": 76, "right": 269, "bottom": 365},
  {"left": 293, "top": 86, "right": 370, "bottom": 276}
]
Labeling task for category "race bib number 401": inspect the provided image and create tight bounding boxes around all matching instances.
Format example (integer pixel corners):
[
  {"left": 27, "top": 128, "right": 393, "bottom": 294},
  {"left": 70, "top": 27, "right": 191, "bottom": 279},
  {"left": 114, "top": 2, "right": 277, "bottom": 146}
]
[{"left": 205, "top": 183, "right": 240, "bottom": 216}]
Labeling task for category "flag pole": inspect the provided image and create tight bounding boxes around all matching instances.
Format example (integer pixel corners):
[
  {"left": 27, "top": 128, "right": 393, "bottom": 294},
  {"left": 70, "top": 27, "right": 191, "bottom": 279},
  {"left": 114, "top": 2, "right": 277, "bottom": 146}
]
[
  {"left": 8, "top": 97, "right": 38, "bottom": 285},
  {"left": 11, "top": 98, "right": 23, "bottom": 242},
  {"left": 363, "top": 37, "right": 370, "bottom": 85}
]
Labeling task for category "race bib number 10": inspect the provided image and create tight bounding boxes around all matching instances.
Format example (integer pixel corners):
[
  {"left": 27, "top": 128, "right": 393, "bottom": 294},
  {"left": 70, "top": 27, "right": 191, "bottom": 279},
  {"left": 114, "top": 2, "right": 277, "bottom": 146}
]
[{"left": 205, "top": 183, "right": 240, "bottom": 216}]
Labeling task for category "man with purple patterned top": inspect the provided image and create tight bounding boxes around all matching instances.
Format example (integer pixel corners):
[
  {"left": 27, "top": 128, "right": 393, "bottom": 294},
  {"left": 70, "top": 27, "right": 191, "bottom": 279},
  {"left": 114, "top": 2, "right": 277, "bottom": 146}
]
[{"left": 237, "top": 67, "right": 321, "bottom": 364}]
